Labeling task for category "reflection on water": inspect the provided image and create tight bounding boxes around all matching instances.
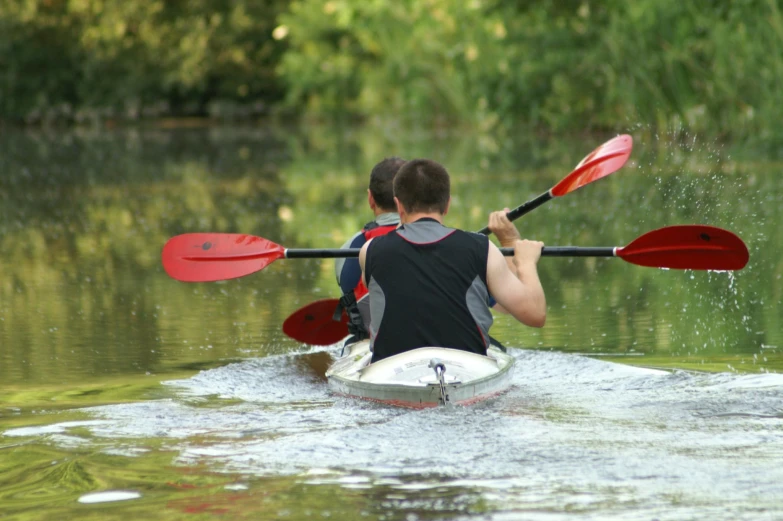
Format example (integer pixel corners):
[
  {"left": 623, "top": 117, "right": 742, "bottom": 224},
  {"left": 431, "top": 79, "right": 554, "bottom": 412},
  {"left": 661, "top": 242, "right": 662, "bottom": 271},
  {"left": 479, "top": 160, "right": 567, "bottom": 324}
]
[{"left": 1, "top": 125, "right": 783, "bottom": 519}]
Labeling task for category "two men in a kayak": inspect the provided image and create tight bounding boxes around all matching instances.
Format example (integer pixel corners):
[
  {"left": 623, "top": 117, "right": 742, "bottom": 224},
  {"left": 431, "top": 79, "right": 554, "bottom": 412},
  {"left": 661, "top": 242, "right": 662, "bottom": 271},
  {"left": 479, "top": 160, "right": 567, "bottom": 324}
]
[{"left": 358, "top": 159, "right": 546, "bottom": 362}]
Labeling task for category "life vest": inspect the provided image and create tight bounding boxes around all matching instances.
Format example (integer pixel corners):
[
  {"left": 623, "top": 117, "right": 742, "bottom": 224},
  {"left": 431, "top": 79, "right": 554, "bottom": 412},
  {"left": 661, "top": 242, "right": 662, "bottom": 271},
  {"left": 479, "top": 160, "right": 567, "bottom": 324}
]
[{"left": 336, "top": 220, "right": 398, "bottom": 340}]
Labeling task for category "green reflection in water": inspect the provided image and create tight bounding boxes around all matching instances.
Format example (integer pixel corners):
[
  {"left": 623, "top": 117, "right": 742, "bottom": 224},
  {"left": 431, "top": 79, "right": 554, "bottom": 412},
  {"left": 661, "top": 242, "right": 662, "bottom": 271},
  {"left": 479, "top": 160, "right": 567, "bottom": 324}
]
[
  {"left": 0, "top": 436, "right": 492, "bottom": 521},
  {"left": 1, "top": 125, "right": 781, "bottom": 388}
]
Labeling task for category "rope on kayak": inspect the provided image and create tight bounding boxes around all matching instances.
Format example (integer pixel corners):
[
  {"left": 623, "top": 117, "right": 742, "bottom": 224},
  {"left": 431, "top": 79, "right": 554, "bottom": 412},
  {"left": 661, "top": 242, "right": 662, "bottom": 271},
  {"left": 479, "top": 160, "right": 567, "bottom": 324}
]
[{"left": 429, "top": 358, "right": 449, "bottom": 406}]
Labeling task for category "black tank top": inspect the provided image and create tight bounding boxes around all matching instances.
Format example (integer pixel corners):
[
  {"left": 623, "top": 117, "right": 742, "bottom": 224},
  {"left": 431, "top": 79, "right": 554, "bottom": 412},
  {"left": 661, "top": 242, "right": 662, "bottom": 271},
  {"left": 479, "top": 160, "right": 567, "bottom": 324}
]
[{"left": 364, "top": 218, "right": 493, "bottom": 362}]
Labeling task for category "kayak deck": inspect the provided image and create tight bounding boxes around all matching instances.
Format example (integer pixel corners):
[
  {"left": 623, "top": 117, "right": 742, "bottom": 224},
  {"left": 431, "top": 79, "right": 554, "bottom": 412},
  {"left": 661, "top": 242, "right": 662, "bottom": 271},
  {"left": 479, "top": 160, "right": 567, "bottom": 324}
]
[{"left": 325, "top": 340, "right": 515, "bottom": 408}]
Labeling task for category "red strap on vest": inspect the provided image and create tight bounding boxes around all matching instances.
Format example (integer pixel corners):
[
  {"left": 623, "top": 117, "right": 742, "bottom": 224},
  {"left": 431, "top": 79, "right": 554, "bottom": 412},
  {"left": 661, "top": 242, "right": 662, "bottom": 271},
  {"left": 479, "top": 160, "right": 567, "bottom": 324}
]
[{"left": 363, "top": 224, "right": 397, "bottom": 240}]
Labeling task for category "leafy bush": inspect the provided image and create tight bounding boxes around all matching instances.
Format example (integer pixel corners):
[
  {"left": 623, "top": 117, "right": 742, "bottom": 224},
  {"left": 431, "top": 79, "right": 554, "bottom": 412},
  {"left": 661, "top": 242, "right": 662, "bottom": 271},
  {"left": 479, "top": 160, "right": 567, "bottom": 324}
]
[
  {"left": 0, "top": 0, "right": 287, "bottom": 123},
  {"left": 277, "top": 0, "right": 783, "bottom": 137},
  {"left": 2, "top": 0, "right": 782, "bottom": 138}
]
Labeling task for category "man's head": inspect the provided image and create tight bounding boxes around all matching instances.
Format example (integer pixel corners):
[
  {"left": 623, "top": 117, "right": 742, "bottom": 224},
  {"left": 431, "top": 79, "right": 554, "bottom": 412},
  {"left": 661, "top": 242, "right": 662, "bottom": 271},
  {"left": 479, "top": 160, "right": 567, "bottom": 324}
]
[
  {"left": 393, "top": 159, "right": 450, "bottom": 215},
  {"left": 368, "top": 157, "right": 406, "bottom": 213}
]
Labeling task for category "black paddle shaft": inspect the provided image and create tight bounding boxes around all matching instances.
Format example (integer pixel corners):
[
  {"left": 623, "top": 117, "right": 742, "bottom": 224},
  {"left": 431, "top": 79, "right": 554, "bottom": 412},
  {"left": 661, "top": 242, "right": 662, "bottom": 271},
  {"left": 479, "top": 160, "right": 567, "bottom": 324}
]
[
  {"left": 475, "top": 191, "right": 554, "bottom": 235},
  {"left": 284, "top": 246, "right": 616, "bottom": 259}
]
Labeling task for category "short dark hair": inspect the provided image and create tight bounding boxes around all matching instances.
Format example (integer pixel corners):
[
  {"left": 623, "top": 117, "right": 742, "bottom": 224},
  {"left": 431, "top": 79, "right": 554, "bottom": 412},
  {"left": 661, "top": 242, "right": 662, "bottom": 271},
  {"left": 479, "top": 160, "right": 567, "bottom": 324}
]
[
  {"left": 369, "top": 157, "right": 406, "bottom": 211},
  {"left": 393, "top": 159, "right": 450, "bottom": 214}
]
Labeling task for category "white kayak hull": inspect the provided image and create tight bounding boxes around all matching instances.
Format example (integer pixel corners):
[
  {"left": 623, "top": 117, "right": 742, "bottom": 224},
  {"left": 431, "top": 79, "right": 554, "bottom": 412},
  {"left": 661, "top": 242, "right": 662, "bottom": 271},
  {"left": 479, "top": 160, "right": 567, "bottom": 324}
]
[{"left": 325, "top": 340, "right": 515, "bottom": 408}]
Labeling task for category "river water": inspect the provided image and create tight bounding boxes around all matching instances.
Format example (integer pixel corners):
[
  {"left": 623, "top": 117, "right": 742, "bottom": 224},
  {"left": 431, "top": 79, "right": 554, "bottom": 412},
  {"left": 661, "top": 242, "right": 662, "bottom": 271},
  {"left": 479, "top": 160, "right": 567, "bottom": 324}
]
[{"left": 1, "top": 126, "right": 781, "bottom": 520}]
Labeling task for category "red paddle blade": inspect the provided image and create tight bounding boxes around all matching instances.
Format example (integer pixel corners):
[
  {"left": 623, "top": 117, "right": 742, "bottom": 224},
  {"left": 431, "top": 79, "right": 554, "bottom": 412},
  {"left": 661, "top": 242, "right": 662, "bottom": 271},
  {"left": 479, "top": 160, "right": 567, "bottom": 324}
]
[
  {"left": 618, "top": 225, "right": 749, "bottom": 270},
  {"left": 551, "top": 134, "right": 633, "bottom": 196},
  {"left": 162, "top": 233, "right": 285, "bottom": 282},
  {"left": 282, "top": 299, "right": 348, "bottom": 345}
]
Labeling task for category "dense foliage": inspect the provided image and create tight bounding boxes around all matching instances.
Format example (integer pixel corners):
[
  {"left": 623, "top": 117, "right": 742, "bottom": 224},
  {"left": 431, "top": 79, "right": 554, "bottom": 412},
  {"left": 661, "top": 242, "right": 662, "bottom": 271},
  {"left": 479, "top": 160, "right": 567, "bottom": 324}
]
[
  {"left": 2, "top": 0, "right": 782, "bottom": 137},
  {"left": 0, "top": 0, "right": 287, "bottom": 123}
]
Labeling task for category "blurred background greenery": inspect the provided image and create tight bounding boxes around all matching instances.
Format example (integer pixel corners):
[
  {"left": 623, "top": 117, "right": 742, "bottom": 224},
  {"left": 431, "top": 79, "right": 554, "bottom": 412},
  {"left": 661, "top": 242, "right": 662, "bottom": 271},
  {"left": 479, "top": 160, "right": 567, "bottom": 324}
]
[{"left": 2, "top": 0, "right": 782, "bottom": 140}]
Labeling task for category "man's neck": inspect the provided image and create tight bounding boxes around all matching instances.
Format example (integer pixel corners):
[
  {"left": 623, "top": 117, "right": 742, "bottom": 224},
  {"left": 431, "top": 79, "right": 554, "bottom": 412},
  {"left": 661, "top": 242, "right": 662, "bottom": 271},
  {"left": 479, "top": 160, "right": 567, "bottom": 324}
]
[{"left": 401, "top": 212, "right": 444, "bottom": 225}]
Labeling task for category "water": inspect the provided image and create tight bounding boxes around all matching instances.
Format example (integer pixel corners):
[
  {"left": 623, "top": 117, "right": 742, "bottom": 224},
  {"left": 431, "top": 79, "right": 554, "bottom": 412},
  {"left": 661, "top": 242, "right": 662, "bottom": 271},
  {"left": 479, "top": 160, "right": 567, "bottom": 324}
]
[
  {"left": 1, "top": 126, "right": 782, "bottom": 520},
  {"left": 5, "top": 348, "right": 783, "bottom": 520}
]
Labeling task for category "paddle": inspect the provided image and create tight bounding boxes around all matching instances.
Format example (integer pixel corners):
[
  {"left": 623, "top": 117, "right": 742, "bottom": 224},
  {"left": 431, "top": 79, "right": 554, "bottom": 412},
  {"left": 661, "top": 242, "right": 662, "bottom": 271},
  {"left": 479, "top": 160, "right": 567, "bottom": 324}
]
[
  {"left": 282, "top": 298, "right": 350, "bottom": 346},
  {"left": 282, "top": 134, "right": 634, "bottom": 342},
  {"left": 282, "top": 298, "right": 345, "bottom": 345},
  {"left": 475, "top": 133, "right": 633, "bottom": 234},
  {"left": 162, "top": 225, "right": 749, "bottom": 282},
  {"left": 165, "top": 225, "right": 749, "bottom": 346}
]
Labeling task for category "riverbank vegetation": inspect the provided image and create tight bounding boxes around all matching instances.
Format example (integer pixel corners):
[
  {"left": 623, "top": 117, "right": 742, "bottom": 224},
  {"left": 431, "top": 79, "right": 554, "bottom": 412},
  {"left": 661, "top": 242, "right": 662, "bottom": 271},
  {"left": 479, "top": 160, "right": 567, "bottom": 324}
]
[{"left": 2, "top": 1, "right": 782, "bottom": 138}]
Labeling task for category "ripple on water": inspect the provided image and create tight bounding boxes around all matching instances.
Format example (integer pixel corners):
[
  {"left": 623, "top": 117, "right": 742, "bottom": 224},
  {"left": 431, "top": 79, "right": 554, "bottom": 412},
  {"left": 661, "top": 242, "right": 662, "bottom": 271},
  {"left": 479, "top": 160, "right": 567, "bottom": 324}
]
[{"left": 5, "top": 347, "right": 783, "bottom": 518}]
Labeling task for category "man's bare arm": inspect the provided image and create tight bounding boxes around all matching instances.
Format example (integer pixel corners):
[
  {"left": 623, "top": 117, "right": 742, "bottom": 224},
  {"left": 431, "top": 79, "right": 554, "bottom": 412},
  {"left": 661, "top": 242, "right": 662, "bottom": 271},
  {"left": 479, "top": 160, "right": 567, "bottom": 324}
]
[
  {"left": 486, "top": 208, "right": 522, "bottom": 315},
  {"left": 485, "top": 240, "right": 546, "bottom": 327}
]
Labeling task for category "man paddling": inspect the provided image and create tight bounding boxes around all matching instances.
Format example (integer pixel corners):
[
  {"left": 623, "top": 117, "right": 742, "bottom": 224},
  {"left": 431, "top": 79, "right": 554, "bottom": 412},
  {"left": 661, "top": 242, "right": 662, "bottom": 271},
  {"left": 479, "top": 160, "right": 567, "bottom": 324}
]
[
  {"left": 335, "top": 157, "right": 405, "bottom": 294},
  {"left": 334, "top": 157, "right": 406, "bottom": 340},
  {"left": 359, "top": 159, "right": 546, "bottom": 362}
]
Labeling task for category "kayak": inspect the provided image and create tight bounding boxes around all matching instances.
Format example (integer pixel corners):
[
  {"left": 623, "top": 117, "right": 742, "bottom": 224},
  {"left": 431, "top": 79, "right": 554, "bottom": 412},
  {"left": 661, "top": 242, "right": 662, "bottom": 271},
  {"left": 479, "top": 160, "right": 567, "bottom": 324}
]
[{"left": 325, "top": 340, "right": 515, "bottom": 408}]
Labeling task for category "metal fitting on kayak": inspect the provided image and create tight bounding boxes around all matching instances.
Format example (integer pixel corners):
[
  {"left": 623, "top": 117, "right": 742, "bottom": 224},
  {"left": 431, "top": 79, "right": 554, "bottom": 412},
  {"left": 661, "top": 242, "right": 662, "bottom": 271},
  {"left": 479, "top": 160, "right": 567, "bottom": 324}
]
[
  {"left": 429, "top": 358, "right": 449, "bottom": 405},
  {"left": 429, "top": 358, "right": 446, "bottom": 373}
]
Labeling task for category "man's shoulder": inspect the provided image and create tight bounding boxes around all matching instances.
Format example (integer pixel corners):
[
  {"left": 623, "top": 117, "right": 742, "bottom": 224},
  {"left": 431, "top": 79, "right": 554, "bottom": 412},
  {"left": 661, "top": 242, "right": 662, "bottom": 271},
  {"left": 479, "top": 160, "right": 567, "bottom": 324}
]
[
  {"left": 456, "top": 229, "right": 490, "bottom": 243},
  {"left": 450, "top": 230, "right": 491, "bottom": 260},
  {"left": 365, "top": 229, "right": 400, "bottom": 254},
  {"left": 341, "top": 230, "right": 367, "bottom": 250}
]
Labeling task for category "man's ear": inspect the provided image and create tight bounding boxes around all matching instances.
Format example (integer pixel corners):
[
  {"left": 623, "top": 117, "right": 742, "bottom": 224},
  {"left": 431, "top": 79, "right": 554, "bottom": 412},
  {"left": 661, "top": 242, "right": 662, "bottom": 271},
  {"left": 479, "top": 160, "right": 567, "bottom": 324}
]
[
  {"left": 443, "top": 196, "right": 451, "bottom": 216},
  {"left": 367, "top": 189, "right": 376, "bottom": 211},
  {"left": 394, "top": 196, "right": 406, "bottom": 219}
]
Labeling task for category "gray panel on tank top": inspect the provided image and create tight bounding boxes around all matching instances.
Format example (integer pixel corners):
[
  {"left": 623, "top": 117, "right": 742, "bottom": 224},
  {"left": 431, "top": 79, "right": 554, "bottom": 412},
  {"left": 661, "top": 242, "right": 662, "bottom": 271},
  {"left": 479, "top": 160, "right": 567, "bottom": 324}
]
[
  {"left": 367, "top": 276, "right": 385, "bottom": 351},
  {"left": 396, "top": 220, "right": 454, "bottom": 244},
  {"left": 357, "top": 295, "right": 371, "bottom": 329},
  {"left": 466, "top": 275, "right": 493, "bottom": 347}
]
